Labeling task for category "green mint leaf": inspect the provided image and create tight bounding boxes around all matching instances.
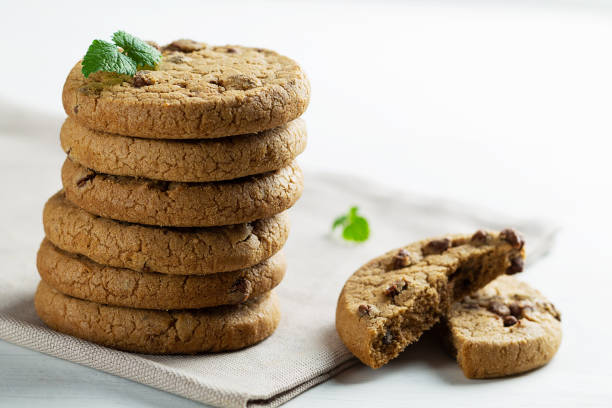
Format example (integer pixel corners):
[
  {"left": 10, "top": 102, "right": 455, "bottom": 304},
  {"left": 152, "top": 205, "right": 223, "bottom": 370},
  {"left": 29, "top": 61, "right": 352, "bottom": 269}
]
[
  {"left": 112, "top": 30, "right": 161, "bottom": 69},
  {"left": 342, "top": 216, "right": 369, "bottom": 242},
  {"left": 332, "top": 215, "right": 348, "bottom": 230},
  {"left": 82, "top": 39, "right": 137, "bottom": 78},
  {"left": 332, "top": 206, "right": 370, "bottom": 243}
]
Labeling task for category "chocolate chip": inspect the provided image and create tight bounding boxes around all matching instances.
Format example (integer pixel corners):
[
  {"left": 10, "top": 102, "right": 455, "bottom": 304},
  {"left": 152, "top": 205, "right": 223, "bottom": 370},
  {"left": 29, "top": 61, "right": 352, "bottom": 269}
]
[
  {"left": 164, "top": 39, "right": 205, "bottom": 53},
  {"left": 384, "top": 280, "right": 407, "bottom": 297},
  {"left": 422, "top": 238, "right": 451, "bottom": 255},
  {"left": 471, "top": 229, "right": 489, "bottom": 245},
  {"left": 382, "top": 329, "right": 393, "bottom": 345},
  {"left": 503, "top": 315, "right": 518, "bottom": 327},
  {"left": 133, "top": 76, "right": 147, "bottom": 88},
  {"left": 230, "top": 278, "right": 252, "bottom": 302},
  {"left": 133, "top": 71, "right": 155, "bottom": 88},
  {"left": 506, "top": 256, "right": 524, "bottom": 275},
  {"left": 73, "top": 105, "right": 79, "bottom": 114},
  {"left": 509, "top": 302, "right": 523, "bottom": 318},
  {"left": 451, "top": 237, "right": 468, "bottom": 247},
  {"left": 226, "top": 47, "right": 237, "bottom": 53},
  {"left": 358, "top": 304, "right": 370, "bottom": 317},
  {"left": 357, "top": 305, "right": 374, "bottom": 317},
  {"left": 487, "top": 301, "right": 510, "bottom": 317},
  {"left": 392, "top": 249, "right": 412, "bottom": 269},
  {"left": 500, "top": 228, "right": 524, "bottom": 249}
]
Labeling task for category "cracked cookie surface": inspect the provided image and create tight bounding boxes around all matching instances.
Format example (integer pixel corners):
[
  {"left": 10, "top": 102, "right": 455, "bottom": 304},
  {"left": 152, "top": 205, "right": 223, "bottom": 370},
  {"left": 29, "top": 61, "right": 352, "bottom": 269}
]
[
  {"left": 61, "top": 158, "right": 303, "bottom": 227},
  {"left": 62, "top": 42, "right": 310, "bottom": 139},
  {"left": 43, "top": 191, "right": 289, "bottom": 275},
  {"left": 336, "top": 229, "right": 525, "bottom": 369},
  {"left": 61, "top": 117, "right": 307, "bottom": 182},
  {"left": 441, "top": 275, "right": 561, "bottom": 378},
  {"left": 37, "top": 239, "right": 285, "bottom": 310},
  {"left": 35, "top": 281, "right": 281, "bottom": 354}
]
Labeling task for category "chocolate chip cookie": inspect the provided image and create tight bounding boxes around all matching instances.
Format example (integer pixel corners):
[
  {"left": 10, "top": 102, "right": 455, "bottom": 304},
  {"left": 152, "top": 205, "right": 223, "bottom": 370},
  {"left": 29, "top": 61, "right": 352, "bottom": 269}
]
[
  {"left": 336, "top": 229, "right": 525, "bottom": 369},
  {"left": 35, "top": 281, "right": 280, "bottom": 354},
  {"left": 43, "top": 191, "right": 289, "bottom": 275},
  {"left": 61, "top": 117, "right": 307, "bottom": 182},
  {"left": 440, "top": 275, "right": 561, "bottom": 378},
  {"left": 37, "top": 239, "right": 285, "bottom": 310},
  {"left": 61, "top": 158, "right": 303, "bottom": 227},
  {"left": 63, "top": 42, "right": 310, "bottom": 139}
]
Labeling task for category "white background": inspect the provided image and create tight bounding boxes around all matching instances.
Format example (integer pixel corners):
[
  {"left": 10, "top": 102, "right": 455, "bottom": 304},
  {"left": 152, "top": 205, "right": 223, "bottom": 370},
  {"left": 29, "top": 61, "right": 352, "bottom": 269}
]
[{"left": 1, "top": 0, "right": 611, "bottom": 406}]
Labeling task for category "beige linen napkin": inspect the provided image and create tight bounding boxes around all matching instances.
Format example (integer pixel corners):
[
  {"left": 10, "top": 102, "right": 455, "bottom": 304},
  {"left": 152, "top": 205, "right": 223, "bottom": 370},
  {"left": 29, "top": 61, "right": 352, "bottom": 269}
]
[{"left": 0, "top": 106, "right": 557, "bottom": 407}]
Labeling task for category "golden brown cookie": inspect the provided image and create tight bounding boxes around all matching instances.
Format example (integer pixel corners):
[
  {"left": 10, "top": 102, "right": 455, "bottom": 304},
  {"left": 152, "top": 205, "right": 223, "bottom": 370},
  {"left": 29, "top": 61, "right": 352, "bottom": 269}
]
[
  {"left": 43, "top": 191, "right": 289, "bottom": 275},
  {"left": 63, "top": 42, "right": 310, "bottom": 139},
  {"left": 35, "top": 281, "right": 280, "bottom": 354},
  {"left": 61, "top": 117, "right": 307, "bottom": 182},
  {"left": 441, "top": 275, "right": 561, "bottom": 378},
  {"left": 336, "top": 229, "right": 525, "bottom": 369},
  {"left": 61, "top": 158, "right": 303, "bottom": 227},
  {"left": 37, "top": 239, "right": 286, "bottom": 310}
]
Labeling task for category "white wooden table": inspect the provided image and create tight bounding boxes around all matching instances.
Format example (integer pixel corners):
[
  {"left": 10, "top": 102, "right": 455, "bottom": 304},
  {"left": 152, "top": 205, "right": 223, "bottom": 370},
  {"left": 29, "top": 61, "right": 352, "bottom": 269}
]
[{"left": 1, "top": 1, "right": 611, "bottom": 406}]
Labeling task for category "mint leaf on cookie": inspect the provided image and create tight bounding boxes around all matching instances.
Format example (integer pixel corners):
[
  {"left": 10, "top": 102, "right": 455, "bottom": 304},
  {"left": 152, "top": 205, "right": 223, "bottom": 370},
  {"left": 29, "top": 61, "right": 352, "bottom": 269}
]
[
  {"left": 82, "top": 39, "right": 137, "bottom": 78},
  {"left": 112, "top": 31, "right": 161, "bottom": 69},
  {"left": 332, "top": 206, "right": 370, "bottom": 242},
  {"left": 81, "top": 31, "right": 161, "bottom": 78}
]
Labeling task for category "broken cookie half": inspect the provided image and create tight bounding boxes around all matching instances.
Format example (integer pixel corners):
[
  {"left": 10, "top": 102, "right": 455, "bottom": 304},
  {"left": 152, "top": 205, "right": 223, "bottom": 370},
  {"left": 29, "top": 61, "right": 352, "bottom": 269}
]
[
  {"left": 440, "top": 275, "right": 561, "bottom": 378},
  {"left": 335, "top": 229, "right": 525, "bottom": 369}
]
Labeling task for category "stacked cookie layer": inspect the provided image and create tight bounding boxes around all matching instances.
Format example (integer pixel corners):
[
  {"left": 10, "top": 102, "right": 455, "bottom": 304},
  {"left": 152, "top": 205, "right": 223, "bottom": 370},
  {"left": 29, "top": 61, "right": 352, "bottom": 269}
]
[{"left": 35, "top": 40, "right": 310, "bottom": 354}]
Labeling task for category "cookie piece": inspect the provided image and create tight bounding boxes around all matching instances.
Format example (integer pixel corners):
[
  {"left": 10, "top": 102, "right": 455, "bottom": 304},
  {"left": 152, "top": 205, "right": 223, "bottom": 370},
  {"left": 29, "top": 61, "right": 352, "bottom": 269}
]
[
  {"left": 441, "top": 275, "right": 561, "bottom": 378},
  {"left": 37, "top": 239, "right": 285, "bottom": 310},
  {"left": 63, "top": 43, "right": 310, "bottom": 139},
  {"left": 61, "top": 117, "right": 307, "bottom": 182},
  {"left": 336, "top": 229, "right": 525, "bottom": 369},
  {"left": 43, "top": 191, "right": 289, "bottom": 275},
  {"left": 35, "top": 281, "right": 280, "bottom": 354},
  {"left": 61, "top": 159, "right": 303, "bottom": 227}
]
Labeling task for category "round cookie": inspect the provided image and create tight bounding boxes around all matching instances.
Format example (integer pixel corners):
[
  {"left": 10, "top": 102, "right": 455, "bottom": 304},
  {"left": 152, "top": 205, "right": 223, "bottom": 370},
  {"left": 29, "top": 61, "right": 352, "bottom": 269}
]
[
  {"left": 441, "top": 275, "right": 562, "bottom": 379},
  {"left": 61, "top": 158, "right": 303, "bottom": 227},
  {"left": 37, "top": 239, "right": 286, "bottom": 310},
  {"left": 61, "top": 117, "right": 307, "bottom": 182},
  {"left": 35, "top": 281, "right": 280, "bottom": 354},
  {"left": 336, "top": 229, "right": 526, "bottom": 369},
  {"left": 43, "top": 191, "right": 289, "bottom": 275},
  {"left": 63, "top": 42, "right": 310, "bottom": 139}
]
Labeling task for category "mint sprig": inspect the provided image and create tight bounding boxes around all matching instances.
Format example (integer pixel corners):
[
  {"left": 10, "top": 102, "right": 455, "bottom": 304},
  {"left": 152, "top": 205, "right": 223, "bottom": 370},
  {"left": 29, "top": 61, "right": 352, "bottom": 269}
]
[
  {"left": 332, "top": 206, "right": 370, "bottom": 243},
  {"left": 81, "top": 31, "right": 161, "bottom": 78}
]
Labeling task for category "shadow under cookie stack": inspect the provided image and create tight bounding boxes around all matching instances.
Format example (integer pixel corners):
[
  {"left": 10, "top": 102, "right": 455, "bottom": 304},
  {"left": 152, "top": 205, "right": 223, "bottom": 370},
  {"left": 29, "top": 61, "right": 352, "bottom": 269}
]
[{"left": 35, "top": 40, "right": 310, "bottom": 353}]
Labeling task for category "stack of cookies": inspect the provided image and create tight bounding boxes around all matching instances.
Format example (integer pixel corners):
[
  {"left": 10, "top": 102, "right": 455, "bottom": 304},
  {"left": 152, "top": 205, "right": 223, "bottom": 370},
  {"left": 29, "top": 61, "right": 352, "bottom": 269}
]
[{"left": 35, "top": 40, "right": 310, "bottom": 354}]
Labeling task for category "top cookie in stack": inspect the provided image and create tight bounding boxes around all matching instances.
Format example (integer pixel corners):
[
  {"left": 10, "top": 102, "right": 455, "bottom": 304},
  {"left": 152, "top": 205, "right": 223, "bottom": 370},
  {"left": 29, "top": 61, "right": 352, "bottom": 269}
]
[
  {"left": 63, "top": 40, "right": 310, "bottom": 140},
  {"left": 35, "top": 38, "right": 310, "bottom": 354}
]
